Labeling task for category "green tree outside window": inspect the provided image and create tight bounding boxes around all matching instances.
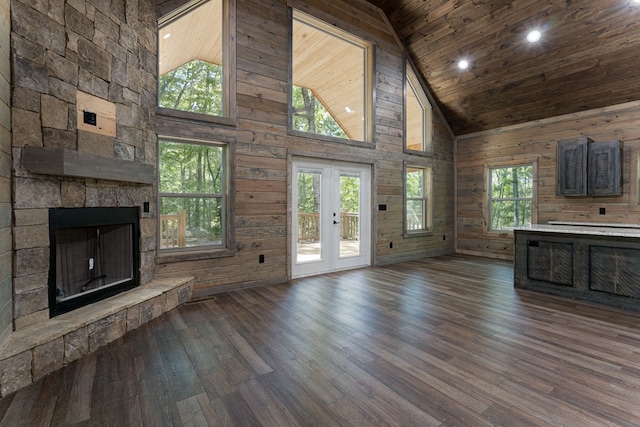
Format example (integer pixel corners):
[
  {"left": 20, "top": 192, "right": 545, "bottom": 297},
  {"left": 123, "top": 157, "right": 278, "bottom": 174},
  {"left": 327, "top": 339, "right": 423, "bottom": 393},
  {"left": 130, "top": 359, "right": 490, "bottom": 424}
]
[{"left": 489, "top": 165, "right": 533, "bottom": 231}]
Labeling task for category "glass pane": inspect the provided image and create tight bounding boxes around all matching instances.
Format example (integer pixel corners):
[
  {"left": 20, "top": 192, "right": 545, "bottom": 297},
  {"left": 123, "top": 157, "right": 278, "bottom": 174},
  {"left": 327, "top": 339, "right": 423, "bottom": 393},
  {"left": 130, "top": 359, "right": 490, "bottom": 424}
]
[
  {"left": 292, "top": 86, "right": 347, "bottom": 138},
  {"left": 296, "top": 170, "right": 322, "bottom": 263},
  {"left": 406, "top": 78, "right": 424, "bottom": 151},
  {"left": 406, "top": 199, "right": 425, "bottom": 231},
  {"left": 340, "top": 173, "right": 361, "bottom": 258},
  {"left": 406, "top": 168, "right": 424, "bottom": 198},
  {"left": 292, "top": 15, "right": 366, "bottom": 141},
  {"left": 491, "top": 200, "right": 532, "bottom": 230},
  {"left": 158, "top": 0, "right": 223, "bottom": 116},
  {"left": 491, "top": 165, "right": 533, "bottom": 198},
  {"left": 160, "top": 197, "right": 223, "bottom": 248},
  {"left": 159, "top": 140, "right": 223, "bottom": 194}
]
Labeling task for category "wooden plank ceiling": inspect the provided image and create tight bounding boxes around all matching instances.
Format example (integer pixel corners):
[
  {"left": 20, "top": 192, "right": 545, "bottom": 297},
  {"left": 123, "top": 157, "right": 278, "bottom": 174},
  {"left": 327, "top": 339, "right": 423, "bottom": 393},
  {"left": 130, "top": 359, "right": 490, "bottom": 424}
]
[
  {"left": 368, "top": 0, "right": 640, "bottom": 135},
  {"left": 155, "top": 0, "right": 640, "bottom": 136}
]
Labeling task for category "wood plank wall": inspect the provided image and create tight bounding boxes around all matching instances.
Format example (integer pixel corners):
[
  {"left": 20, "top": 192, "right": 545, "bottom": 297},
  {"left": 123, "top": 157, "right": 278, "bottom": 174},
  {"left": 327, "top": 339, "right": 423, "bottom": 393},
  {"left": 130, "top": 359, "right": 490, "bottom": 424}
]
[
  {"left": 0, "top": 0, "right": 10, "bottom": 346},
  {"left": 456, "top": 100, "right": 640, "bottom": 260},
  {"left": 155, "top": 0, "right": 455, "bottom": 297}
]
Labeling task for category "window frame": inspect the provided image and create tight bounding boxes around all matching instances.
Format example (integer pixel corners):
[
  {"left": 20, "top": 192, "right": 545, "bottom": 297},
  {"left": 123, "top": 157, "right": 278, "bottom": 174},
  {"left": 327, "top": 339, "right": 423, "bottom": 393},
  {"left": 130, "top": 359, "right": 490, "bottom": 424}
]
[
  {"left": 485, "top": 160, "right": 537, "bottom": 235},
  {"left": 157, "top": 135, "right": 230, "bottom": 253},
  {"left": 404, "top": 163, "right": 433, "bottom": 236},
  {"left": 288, "top": 8, "right": 375, "bottom": 146},
  {"left": 404, "top": 60, "right": 433, "bottom": 155},
  {"left": 156, "top": 0, "right": 237, "bottom": 125}
]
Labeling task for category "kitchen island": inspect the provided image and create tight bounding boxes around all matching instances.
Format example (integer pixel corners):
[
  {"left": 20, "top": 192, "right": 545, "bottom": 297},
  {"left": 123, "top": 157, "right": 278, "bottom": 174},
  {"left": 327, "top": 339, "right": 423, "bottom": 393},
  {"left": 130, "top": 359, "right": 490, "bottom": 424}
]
[{"left": 514, "top": 221, "right": 640, "bottom": 311}]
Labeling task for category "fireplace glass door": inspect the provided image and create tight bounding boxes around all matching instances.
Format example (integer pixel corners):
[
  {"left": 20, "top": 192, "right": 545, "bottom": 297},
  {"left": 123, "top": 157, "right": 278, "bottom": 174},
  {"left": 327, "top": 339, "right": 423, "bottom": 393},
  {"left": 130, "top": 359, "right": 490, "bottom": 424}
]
[
  {"left": 55, "top": 224, "right": 134, "bottom": 302},
  {"left": 49, "top": 207, "right": 140, "bottom": 317}
]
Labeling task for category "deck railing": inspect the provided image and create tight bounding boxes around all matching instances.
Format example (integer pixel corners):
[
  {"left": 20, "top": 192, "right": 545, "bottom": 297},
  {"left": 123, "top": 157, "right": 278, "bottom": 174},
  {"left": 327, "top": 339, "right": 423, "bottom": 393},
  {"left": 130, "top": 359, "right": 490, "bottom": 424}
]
[
  {"left": 297, "top": 213, "right": 359, "bottom": 242},
  {"left": 160, "top": 210, "right": 187, "bottom": 248}
]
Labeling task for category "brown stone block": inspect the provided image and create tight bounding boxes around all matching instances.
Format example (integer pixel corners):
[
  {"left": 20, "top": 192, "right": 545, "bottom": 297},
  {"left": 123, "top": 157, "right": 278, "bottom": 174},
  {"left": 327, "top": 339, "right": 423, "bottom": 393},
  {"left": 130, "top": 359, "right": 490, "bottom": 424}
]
[
  {"left": 12, "top": 86, "right": 40, "bottom": 112},
  {"left": 14, "top": 208, "right": 48, "bottom": 226},
  {"left": 0, "top": 351, "right": 32, "bottom": 397},
  {"left": 126, "top": 304, "right": 140, "bottom": 332},
  {"left": 65, "top": 3, "right": 93, "bottom": 40},
  {"left": 45, "top": 50, "right": 78, "bottom": 86},
  {"left": 14, "top": 178, "right": 61, "bottom": 209},
  {"left": 88, "top": 313, "right": 127, "bottom": 352},
  {"left": 13, "top": 285, "right": 48, "bottom": 318},
  {"left": 41, "top": 95, "right": 68, "bottom": 130},
  {"left": 14, "top": 247, "right": 49, "bottom": 277},
  {"left": 13, "top": 309, "right": 48, "bottom": 331},
  {"left": 61, "top": 180, "right": 86, "bottom": 207},
  {"left": 166, "top": 288, "right": 179, "bottom": 312},
  {"left": 77, "top": 37, "right": 111, "bottom": 82},
  {"left": 13, "top": 224, "right": 49, "bottom": 250},
  {"left": 12, "top": 108, "right": 42, "bottom": 147},
  {"left": 178, "top": 283, "right": 193, "bottom": 304},
  {"left": 13, "top": 272, "right": 48, "bottom": 294},
  {"left": 32, "top": 337, "right": 64, "bottom": 380},
  {"left": 12, "top": 2, "right": 65, "bottom": 56},
  {"left": 64, "top": 327, "right": 89, "bottom": 363},
  {"left": 43, "top": 128, "right": 76, "bottom": 150}
]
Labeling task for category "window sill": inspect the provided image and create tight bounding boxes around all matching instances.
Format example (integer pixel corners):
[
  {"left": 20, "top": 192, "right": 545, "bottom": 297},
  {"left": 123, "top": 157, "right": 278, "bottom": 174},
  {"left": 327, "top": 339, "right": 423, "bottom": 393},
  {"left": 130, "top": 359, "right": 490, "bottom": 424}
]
[
  {"left": 156, "top": 247, "right": 236, "bottom": 264},
  {"left": 403, "top": 148, "right": 434, "bottom": 157},
  {"left": 156, "top": 107, "right": 237, "bottom": 128},
  {"left": 404, "top": 230, "right": 434, "bottom": 238},
  {"left": 287, "top": 130, "right": 375, "bottom": 149}
]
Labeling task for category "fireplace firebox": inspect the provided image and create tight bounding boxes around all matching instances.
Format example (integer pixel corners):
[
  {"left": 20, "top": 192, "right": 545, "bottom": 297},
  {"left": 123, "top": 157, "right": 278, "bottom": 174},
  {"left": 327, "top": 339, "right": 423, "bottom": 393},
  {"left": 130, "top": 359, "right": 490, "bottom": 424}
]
[{"left": 48, "top": 207, "right": 140, "bottom": 317}]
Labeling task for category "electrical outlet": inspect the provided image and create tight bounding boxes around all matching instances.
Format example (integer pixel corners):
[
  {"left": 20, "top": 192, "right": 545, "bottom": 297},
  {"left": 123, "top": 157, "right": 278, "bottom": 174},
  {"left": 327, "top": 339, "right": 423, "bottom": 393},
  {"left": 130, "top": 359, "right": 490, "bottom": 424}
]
[
  {"left": 259, "top": 254, "right": 265, "bottom": 263},
  {"left": 389, "top": 242, "right": 393, "bottom": 249},
  {"left": 443, "top": 235, "right": 446, "bottom": 240},
  {"left": 599, "top": 207, "right": 606, "bottom": 215}
]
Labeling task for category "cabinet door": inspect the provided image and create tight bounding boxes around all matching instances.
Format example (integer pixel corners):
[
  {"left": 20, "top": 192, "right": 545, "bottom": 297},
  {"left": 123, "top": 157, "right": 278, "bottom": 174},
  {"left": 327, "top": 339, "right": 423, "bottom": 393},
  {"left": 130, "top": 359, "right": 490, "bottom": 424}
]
[
  {"left": 557, "top": 137, "right": 590, "bottom": 196},
  {"left": 588, "top": 140, "right": 621, "bottom": 196},
  {"left": 526, "top": 240, "right": 573, "bottom": 286}
]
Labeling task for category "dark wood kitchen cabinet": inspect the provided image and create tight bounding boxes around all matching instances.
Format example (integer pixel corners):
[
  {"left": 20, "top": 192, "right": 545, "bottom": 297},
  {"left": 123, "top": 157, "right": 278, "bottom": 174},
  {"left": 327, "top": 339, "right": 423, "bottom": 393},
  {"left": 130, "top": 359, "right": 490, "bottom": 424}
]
[{"left": 556, "top": 137, "right": 621, "bottom": 196}]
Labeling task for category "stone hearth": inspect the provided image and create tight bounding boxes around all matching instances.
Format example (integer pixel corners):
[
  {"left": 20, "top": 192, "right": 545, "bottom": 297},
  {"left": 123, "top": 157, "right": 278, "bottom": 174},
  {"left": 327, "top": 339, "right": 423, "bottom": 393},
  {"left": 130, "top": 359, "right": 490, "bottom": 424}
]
[{"left": 0, "top": 276, "right": 193, "bottom": 397}]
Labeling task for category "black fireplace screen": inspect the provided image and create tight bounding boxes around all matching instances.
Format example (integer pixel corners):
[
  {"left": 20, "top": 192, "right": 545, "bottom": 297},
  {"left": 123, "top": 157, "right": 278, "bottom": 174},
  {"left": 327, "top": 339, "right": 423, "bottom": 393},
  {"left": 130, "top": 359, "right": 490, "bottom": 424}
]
[{"left": 49, "top": 207, "right": 140, "bottom": 317}]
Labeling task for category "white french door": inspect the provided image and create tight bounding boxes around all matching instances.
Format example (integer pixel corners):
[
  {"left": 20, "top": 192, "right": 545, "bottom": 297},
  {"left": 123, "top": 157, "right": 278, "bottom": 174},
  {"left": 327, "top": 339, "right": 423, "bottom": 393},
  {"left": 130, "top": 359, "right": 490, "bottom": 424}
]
[{"left": 292, "top": 159, "right": 371, "bottom": 278}]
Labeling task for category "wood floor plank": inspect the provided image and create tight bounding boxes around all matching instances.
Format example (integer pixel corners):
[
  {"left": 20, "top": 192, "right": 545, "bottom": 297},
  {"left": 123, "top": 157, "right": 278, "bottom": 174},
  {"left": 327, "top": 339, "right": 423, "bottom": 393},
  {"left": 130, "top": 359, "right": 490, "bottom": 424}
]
[{"left": 2, "top": 254, "right": 640, "bottom": 425}]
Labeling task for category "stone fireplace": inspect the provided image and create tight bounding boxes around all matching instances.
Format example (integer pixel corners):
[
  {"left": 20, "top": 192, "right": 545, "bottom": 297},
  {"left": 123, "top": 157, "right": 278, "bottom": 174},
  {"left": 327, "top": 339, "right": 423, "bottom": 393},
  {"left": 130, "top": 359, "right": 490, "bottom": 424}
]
[{"left": 48, "top": 207, "right": 140, "bottom": 317}]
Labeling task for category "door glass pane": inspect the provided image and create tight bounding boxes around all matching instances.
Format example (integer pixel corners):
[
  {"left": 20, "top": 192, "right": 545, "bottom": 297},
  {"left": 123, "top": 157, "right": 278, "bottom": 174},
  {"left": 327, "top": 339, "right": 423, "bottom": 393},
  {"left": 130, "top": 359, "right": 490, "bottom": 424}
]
[
  {"left": 339, "top": 172, "right": 361, "bottom": 258},
  {"left": 297, "top": 169, "right": 322, "bottom": 263}
]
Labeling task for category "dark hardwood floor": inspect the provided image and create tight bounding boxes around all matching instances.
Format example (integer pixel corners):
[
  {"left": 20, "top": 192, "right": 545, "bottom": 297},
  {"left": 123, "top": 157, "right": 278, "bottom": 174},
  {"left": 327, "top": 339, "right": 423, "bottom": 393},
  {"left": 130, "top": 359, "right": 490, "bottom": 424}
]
[{"left": 2, "top": 254, "right": 640, "bottom": 426}]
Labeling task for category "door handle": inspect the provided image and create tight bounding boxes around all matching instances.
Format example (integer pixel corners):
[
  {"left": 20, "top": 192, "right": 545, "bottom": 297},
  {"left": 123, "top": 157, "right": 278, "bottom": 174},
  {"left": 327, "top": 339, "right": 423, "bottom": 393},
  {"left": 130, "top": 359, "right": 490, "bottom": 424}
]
[{"left": 333, "top": 220, "right": 340, "bottom": 224}]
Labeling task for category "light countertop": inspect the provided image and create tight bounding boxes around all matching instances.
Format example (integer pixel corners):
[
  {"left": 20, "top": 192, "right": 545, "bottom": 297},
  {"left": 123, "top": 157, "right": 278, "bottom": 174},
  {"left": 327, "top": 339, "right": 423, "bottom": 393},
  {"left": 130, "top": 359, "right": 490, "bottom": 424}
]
[{"left": 515, "top": 222, "right": 640, "bottom": 238}]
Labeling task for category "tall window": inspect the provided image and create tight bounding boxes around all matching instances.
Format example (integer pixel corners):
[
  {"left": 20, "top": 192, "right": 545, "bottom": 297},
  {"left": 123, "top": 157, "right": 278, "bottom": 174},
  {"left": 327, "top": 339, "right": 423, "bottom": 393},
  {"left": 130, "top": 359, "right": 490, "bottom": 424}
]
[
  {"left": 405, "top": 166, "right": 432, "bottom": 233},
  {"left": 405, "top": 62, "right": 433, "bottom": 152},
  {"left": 489, "top": 165, "right": 533, "bottom": 231},
  {"left": 291, "top": 10, "right": 373, "bottom": 142},
  {"left": 159, "top": 138, "right": 227, "bottom": 250},
  {"left": 158, "top": 0, "right": 228, "bottom": 117}
]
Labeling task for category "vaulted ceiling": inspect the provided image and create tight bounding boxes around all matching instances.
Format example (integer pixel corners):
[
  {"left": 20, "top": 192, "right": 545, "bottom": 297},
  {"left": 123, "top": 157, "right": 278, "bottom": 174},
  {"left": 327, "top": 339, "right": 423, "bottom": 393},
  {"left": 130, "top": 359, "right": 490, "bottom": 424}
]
[
  {"left": 368, "top": 0, "right": 640, "bottom": 135},
  {"left": 155, "top": 0, "right": 640, "bottom": 136}
]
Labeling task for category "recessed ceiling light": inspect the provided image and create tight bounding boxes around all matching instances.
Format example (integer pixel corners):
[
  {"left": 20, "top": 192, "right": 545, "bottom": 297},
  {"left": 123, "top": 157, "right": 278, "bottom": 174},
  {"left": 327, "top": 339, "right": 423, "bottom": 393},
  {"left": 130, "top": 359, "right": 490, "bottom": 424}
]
[
  {"left": 527, "top": 30, "right": 542, "bottom": 43},
  {"left": 458, "top": 59, "right": 469, "bottom": 70},
  {"left": 163, "top": 33, "right": 171, "bottom": 39},
  {"left": 345, "top": 106, "right": 354, "bottom": 113}
]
